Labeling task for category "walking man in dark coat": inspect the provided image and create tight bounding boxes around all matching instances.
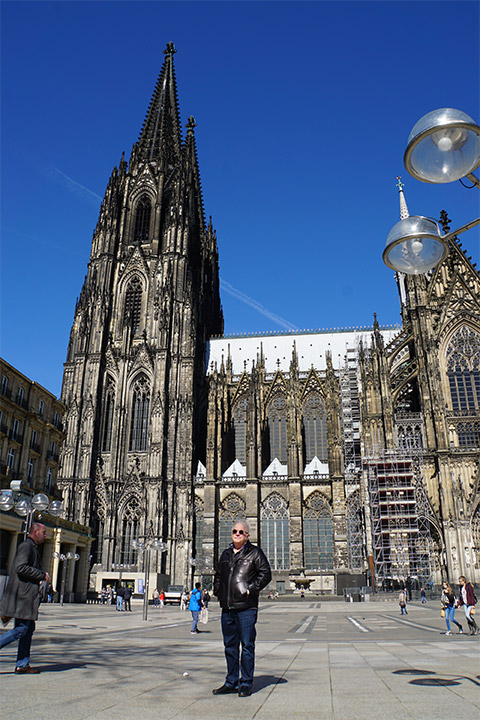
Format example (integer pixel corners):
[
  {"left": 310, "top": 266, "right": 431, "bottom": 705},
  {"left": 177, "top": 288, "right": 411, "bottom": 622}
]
[
  {"left": 213, "top": 520, "right": 271, "bottom": 697},
  {"left": 0, "top": 522, "right": 50, "bottom": 674}
]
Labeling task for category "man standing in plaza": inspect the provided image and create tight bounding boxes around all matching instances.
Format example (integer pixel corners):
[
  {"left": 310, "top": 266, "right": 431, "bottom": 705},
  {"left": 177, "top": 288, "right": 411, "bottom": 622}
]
[
  {"left": 0, "top": 522, "right": 50, "bottom": 674},
  {"left": 213, "top": 520, "right": 271, "bottom": 697}
]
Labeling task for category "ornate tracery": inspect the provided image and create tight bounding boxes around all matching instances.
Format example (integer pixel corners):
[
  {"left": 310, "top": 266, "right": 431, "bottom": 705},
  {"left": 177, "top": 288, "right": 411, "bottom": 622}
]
[
  {"left": 129, "top": 374, "right": 150, "bottom": 451},
  {"left": 218, "top": 493, "right": 246, "bottom": 550}
]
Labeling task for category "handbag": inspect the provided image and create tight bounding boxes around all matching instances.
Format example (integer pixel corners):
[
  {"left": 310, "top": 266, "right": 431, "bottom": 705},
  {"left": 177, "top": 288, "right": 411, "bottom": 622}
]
[
  {"left": 440, "top": 608, "right": 445, "bottom": 618},
  {"left": 200, "top": 608, "right": 209, "bottom": 624}
]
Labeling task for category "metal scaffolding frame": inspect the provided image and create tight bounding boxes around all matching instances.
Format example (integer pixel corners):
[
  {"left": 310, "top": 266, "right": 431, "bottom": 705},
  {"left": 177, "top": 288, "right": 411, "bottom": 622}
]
[
  {"left": 364, "top": 450, "right": 435, "bottom": 588},
  {"left": 340, "top": 348, "right": 365, "bottom": 570}
]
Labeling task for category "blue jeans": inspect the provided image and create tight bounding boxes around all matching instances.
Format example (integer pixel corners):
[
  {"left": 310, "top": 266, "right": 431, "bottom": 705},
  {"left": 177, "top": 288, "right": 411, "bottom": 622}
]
[
  {"left": 221, "top": 607, "right": 258, "bottom": 689},
  {"left": 444, "top": 605, "right": 462, "bottom": 631},
  {"left": 191, "top": 610, "right": 200, "bottom": 632},
  {"left": 400, "top": 605, "right": 407, "bottom": 615},
  {"left": 0, "top": 619, "right": 35, "bottom": 668},
  {"left": 116, "top": 595, "right": 123, "bottom": 611}
]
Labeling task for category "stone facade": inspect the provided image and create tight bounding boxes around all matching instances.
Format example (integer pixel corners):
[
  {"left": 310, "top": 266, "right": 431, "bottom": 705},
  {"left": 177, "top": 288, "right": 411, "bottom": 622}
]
[
  {"left": 0, "top": 358, "right": 91, "bottom": 601},
  {"left": 57, "top": 45, "right": 480, "bottom": 595}
]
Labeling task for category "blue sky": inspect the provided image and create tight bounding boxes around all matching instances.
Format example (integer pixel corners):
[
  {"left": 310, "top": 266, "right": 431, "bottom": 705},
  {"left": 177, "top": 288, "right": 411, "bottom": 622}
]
[{"left": 1, "top": 0, "right": 479, "bottom": 397}]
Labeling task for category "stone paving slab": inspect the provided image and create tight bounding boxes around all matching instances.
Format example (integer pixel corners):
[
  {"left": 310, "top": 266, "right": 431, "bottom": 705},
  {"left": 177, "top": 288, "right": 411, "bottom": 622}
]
[{"left": 0, "top": 600, "right": 479, "bottom": 720}]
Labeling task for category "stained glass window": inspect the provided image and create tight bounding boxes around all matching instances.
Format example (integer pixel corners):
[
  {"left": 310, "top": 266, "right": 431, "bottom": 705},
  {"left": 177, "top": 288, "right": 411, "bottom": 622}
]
[
  {"left": 261, "top": 492, "right": 289, "bottom": 570},
  {"left": 302, "top": 394, "right": 328, "bottom": 462},
  {"left": 303, "top": 491, "right": 334, "bottom": 569}
]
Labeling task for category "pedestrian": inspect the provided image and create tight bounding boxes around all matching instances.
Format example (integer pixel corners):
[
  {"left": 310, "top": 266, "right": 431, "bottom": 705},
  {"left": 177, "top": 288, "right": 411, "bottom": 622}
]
[
  {"left": 100, "top": 587, "right": 107, "bottom": 605},
  {"left": 180, "top": 591, "right": 188, "bottom": 611},
  {"left": 153, "top": 588, "right": 160, "bottom": 608},
  {"left": 46, "top": 583, "right": 53, "bottom": 604},
  {"left": 189, "top": 581, "right": 203, "bottom": 634},
  {"left": 441, "top": 581, "right": 463, "bottom": 635},
  {"left": 116, "top": 585, "right": 124, "bottom": 611},
  {"left": 213, "top": 520, "right": 272, "bottom": 698},
  {"left": 159, "top": 589, "right": 165, "bottom": 608},
  {"left": 398, "top": 589, "right": 408, "bottom": 615},
  {"left": 0, "top": 522, "right": 50, "bottom": 674},
  {"left": 458, "top": 576, "right": 478, "bottom": 635},
  {"left": 420, "top": 587, "right": 427, "bottom": 604},
  {"left": 202, "top": 589, "right": 211, "bottom": 609},
  {"left": 123, "top": 585, "right": 132, "bottom": 612}
]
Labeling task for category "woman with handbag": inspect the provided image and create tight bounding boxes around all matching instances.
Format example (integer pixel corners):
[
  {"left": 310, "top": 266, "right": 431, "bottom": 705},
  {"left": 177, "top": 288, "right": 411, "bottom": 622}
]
[
  {"left": 458, "top": 576, "right": 478, "bottom": 635},
  {"left": 441, "top": 581, "right": 463, "bottom": 635}
]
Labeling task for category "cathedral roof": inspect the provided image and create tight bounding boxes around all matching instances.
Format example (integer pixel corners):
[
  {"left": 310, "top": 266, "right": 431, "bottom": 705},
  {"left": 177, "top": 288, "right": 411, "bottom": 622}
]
[{"left": 207, "top": 325, "right": 401, "bottom": 375}]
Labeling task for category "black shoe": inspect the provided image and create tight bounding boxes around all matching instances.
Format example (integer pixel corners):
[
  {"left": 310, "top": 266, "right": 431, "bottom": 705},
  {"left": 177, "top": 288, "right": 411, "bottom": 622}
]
[
  {"left": 212, "top": 684, "right": 238, "bottom": 695},
  {"left": 238, "top": 686, "right": 252, "bottom": 697}
]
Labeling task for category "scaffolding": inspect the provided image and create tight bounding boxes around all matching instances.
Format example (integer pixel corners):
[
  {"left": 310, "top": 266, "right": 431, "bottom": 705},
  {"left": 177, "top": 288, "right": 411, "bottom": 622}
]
[
  {"left": 364, "top": 451, "right": 435, "bottom": 589},
  {"left": 340, "top": 348, "right": 365, "bottom": 570}
]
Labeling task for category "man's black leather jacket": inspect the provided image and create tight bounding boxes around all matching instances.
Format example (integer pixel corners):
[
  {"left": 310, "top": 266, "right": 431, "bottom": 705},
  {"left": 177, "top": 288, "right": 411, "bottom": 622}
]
[{"left": 214, "top": 541, "right": 272, "bottom": 610}]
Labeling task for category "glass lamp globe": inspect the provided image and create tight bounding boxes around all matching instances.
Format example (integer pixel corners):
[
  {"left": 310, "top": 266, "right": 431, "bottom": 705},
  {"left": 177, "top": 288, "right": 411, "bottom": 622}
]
[
  {"left": 66, "top": 552, "right": 75, "bottom": 560},
  {"left": 0, "top": 492, "right": 14, "bottom": 512},
  {"left": 48, "top": 500, "right": 63, "bottom": 517},
  {"left": 404, "top": 108, "right": 480, "bottom": 183},
  {"left": 15, "top": 499, "right": 31, "bottom": 517},
  {"left": 74, "top": 553, "right": 80, "bottom": 561},
  {"left": 31, "top": 493, "right": 49, "bottom": 511},
  {"left": 383, "top": 216, "right": 449, "bottom": 274}
]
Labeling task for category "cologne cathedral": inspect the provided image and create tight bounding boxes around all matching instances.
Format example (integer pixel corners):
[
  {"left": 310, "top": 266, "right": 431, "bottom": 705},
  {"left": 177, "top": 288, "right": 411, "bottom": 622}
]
[{"left": 58, "top": 44, "right": 480, "bottom": 595}]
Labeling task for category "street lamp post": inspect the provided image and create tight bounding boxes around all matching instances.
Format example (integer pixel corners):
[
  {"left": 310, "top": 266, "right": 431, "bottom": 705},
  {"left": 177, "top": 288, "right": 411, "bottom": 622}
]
[
  {"left": 0, "top": 481, "right": 63, "bottom": 538},
  {"left": 53, "top": 551, "right": 80, "bottom": 606},
  {"left": 132, "top": 537, "right": 167, "bottom": 621},
  {"left": 383, "top": 107, "right": 480, "bottom": 274}
]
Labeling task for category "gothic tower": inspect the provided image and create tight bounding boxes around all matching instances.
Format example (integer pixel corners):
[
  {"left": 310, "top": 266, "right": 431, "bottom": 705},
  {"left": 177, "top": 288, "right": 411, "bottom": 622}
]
[{"left": 58, "top": 43, "right": 223, "bottom": 588}]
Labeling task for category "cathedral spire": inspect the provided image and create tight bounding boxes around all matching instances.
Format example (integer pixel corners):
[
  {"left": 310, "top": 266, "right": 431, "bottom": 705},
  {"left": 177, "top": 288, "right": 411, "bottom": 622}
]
[
  {"left": 396, "top": 176, "right": 410, "bottom": 219},
  {"left": 137, "top": 42, "right": 182, "bottom": 165}
]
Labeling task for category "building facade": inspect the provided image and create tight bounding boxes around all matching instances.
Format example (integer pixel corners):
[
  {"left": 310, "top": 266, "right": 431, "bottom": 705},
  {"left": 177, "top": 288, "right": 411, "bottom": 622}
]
[
  {"left": 0, "top": 358, "right": 92, "bottom": 601},
  {"left": 57, "top": 45, "right": 480, "bottom": 595}
]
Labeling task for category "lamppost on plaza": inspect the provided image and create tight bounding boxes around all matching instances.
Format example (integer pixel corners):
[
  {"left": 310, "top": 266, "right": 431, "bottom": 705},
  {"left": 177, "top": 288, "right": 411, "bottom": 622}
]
[
  {"left": 53, "top": 551, "right": 80, "bottom": 606},
  {"left": 383, "top": 108, "right": 480, "bottom": 274},
  {"left": 132, "top": 536, "right": 167, "bottom": 621},
  {"left": 0, "top": 480, "right": 63, "bottom": 538}
]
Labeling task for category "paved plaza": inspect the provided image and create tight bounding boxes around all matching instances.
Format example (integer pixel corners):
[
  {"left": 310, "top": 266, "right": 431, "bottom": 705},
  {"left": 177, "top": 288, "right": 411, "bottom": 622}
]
[{"left": 0, "top": 598, "right": 479, "bottom": 720}]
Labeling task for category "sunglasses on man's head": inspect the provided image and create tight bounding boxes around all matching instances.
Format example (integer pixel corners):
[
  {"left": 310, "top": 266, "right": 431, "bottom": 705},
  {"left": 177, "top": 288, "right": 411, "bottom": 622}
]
[{"left": 232, "top": 529, "right": 247, "bottom": 535}]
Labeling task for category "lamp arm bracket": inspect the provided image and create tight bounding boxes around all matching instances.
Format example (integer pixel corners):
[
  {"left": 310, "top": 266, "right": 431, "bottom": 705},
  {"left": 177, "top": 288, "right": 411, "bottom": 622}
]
[
  {"left": 466, "top": 172, "right": 480, "bottom": 189},
  {"left": 443, "top": 217, "right": 480, "bottom": 242}
]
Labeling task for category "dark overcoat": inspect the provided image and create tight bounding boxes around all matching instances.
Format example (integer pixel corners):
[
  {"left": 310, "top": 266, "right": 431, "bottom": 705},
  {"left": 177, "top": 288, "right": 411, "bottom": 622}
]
[{"left": 0, "top": 536, "right": 46, "bottom": 621}]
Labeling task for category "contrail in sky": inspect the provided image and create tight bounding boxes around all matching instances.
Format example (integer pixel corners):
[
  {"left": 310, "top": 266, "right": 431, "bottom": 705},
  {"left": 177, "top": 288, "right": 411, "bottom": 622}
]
[
  {"left": 220, "top": 279, "right": 299, "bottom": 331},
  {"left": 45, "top": 163, "right": 103, "bottom": 203},
  {"left": 17, "top": 139, "right": 298, "bottom": 330}
]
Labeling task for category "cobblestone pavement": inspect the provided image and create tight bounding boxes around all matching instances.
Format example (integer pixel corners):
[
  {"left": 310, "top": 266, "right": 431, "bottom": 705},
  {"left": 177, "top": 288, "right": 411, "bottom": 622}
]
[{"left": 1, "top": 599, "right": 479, "bottom": 719}]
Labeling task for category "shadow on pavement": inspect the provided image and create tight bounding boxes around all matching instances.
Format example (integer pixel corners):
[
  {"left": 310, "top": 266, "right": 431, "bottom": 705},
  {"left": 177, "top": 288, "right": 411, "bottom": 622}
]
[
  {"left": 254, "top": 674, "right": 288, "bottom": 692},
  {"left": 393, "top": 668, "right": 480, "bottom": 687}
]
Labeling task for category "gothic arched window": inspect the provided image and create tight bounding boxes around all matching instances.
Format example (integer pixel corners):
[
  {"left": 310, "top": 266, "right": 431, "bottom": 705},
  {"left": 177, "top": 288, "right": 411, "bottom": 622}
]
[
  {"left": 472, "top": 504, "right": 480, "bottom": 572},
  {"left": 102, "top": 377, "right": 115, "bottom": 452},
  {"left": 267, "top": 395, "right": 287, "bottom": 464},
  {"left": 121, "top": 497, "right": 140, "bottom": 564},
  {"left": 233, "top": 398, "right": 247, "bottom": 464},
  {"left": 347, "top": 490, "right": 364, "bottom": 571},
  {"left": 133, "top": 195, "right": 151, "bottom": 244},
  {"left": 446, "top": 326, "right": 480, "bottom": 413},
  {"left": 124, "top": 276, "right": 143, "bottom": 334},
  {"left": 129, "top": 375, "right": 150, "bottom": 451},
  {"left": 261, "top": 492, "right": 289, "bottom": 570},
  {"left": 302, "top": 394, "right": 328, "bottom": 462},
  {"left": 303, "top": 491, "right": 334, "bottom": 570},
  {"left": 218, "top": 493, "right": 246, "bottom": 551}
]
